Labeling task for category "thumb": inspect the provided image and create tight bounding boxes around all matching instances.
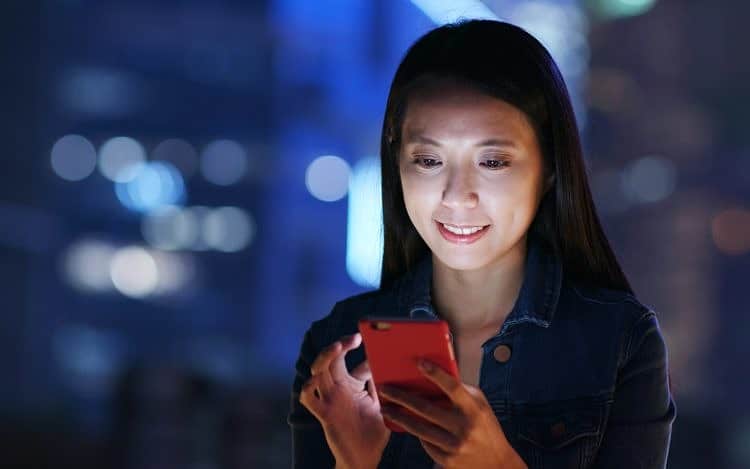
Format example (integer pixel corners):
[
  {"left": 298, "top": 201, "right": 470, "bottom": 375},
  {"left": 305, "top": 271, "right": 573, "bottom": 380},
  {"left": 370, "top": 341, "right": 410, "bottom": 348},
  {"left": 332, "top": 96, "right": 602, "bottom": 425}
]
[
  {"left": 350, "top": 359, "right": 372, "bottom": 382},
  {"left": 351, "top": 360, "right": 381, "bottom": 402}
]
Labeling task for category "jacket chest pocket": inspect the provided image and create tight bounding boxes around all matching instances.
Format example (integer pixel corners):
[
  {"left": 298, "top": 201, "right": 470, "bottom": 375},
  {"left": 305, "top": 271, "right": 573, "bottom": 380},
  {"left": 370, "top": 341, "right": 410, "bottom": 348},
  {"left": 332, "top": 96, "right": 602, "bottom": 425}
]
[{"left": 511, "top": 400, "right": 605, "bottom": 469}]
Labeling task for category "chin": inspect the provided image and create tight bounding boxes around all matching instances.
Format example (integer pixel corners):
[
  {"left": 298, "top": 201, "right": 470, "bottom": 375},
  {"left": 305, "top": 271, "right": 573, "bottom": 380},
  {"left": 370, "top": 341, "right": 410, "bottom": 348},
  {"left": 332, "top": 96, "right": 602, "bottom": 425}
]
[{"left": 431, "top": 246, "right": 492, "bottom": 271}]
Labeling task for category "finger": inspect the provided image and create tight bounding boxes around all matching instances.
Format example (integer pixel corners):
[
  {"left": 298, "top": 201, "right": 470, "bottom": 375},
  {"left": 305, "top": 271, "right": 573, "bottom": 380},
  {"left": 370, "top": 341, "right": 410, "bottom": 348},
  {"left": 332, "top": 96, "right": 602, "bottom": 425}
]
[
  {"left": 350, "top": 358, "right": 371, "bottom": 382},
  {"left": 308, "top": 359, "right": 335, "bottom": 396},
  {"left": 310, "top": 340, "right": 343, "bottom": 376},
  {"left": 330, "top": 333, "right": 363, "bottom": 380},
  {"left": 351, "top": 359, "right": 376, "bottom": 398},
  {"left": 381, "top": 405, "right": 458, "bottom": 453},
  {"left": 299, "top": 377, "right": 324, "bottom": 419},
  {"left": 420, "top": 439, "right": 451, "bottom": 468},
  {"left": 379, "top": 386, "right": 459, "bottom": 432},
  {"left": 416, "top": 359, "right": 472, "bottom": 409}
]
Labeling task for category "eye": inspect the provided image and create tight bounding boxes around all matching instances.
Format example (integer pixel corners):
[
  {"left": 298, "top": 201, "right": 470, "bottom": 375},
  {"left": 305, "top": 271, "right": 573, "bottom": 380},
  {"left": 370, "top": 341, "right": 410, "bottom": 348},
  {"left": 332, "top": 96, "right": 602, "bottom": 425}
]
[
  {"left": 411, "top": 156, "right": 441, "bottom": 169},
  {"left": 481, "top": 159, "right": 510, "bottom": 170}
]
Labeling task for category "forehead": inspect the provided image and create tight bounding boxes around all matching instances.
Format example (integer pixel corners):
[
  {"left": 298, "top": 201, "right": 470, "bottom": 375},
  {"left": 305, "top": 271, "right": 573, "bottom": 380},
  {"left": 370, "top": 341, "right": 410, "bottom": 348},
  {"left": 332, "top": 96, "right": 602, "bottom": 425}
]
[{"left": 401, "top": 84, "right": 535, "bottom": 143}]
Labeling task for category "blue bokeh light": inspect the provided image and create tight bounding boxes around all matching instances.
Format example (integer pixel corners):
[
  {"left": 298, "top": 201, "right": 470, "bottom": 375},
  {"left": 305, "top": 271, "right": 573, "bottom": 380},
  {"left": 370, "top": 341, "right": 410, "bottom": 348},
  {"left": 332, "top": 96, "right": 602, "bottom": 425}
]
[
  {"left": 346, "top": 156, "right": 383, "bottom": 288},
  {"left": 115, "top": 161, "right": 186, "bottom": 213}
]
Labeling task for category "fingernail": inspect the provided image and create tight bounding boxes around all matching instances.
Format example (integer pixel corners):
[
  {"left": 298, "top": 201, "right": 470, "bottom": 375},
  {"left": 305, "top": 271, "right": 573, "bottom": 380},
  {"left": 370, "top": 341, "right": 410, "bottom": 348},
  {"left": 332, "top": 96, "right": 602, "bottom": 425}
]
[{"left": 418, "top": 359, "right": 434, "bottom": 372}]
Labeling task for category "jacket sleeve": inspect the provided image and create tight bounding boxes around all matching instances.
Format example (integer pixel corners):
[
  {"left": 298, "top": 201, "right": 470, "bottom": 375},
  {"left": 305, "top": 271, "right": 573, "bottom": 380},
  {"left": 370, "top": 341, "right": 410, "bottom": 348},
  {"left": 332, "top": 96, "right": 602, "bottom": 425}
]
[
  {"left": 592, "top": 310, "right": 677, "bottom": 468},
  {"left": 287, "top": 319, "right": 336, "bottom": 469}
]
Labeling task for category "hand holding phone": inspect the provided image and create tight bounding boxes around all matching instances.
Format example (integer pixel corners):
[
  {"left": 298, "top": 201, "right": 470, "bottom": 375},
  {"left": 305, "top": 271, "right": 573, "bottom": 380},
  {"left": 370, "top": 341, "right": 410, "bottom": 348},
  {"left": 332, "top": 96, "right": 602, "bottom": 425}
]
[
  {"left": 358, "top": 317, "right": 460, "bottom": 432},
  {"left": 298, "top": 332, "right": 391, "bottom": 468}
]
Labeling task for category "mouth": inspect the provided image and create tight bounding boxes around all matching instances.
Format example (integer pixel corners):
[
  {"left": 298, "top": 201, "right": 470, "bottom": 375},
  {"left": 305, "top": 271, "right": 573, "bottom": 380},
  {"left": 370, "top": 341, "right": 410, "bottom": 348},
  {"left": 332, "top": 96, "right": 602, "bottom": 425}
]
[{"left": 435, "top": 220, "right": 491, "bottom": 244}]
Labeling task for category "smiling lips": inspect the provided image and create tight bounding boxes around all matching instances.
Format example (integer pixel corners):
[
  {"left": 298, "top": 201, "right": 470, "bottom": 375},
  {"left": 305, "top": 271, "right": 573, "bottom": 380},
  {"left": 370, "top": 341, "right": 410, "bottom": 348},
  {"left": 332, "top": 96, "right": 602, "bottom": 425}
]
[{"left": 436, "top": 220, "right": 491, "bottom": 244}]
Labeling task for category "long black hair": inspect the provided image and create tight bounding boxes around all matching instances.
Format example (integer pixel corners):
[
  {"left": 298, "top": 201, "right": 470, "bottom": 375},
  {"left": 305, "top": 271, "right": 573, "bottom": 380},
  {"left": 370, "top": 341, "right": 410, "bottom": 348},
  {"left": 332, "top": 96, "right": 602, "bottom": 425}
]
[{"left": 378, "top": 19, "right": 633, "bottom": 295}]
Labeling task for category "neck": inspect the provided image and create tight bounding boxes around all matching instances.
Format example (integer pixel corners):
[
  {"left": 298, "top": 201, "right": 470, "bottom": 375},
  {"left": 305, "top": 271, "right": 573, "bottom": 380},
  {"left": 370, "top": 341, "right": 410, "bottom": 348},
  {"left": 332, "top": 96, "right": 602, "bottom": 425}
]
[{"left": 431, "top": 236, "right": 528, "bottom": 335}]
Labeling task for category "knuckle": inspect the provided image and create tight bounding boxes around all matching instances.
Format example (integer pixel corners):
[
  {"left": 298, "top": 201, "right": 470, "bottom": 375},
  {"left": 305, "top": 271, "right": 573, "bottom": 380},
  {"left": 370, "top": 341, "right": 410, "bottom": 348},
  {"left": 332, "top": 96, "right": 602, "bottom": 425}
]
[
  {"left": 456, "top": 422, "right": 471, "bottom": 442},
  {"left": 304, "top": 374, "right": 318, "bottom": 387},
  {"left": 446, "top": 380, "right": 461, "bottom": 394},
  {"left": 299, "top": 384, "right": 314, "bottom": 402},
  {"left": 299, "top": 390, "right": 312, "bottom": 409},
  {"left": 314, "top": 345, "right": 338, "bottom": 368},
  {"left": 441, "top": 432, "right": 459, "bottom": 452},
  {"left": 443, "top": 455, "right": 458, "bottom": 468},
  {"left": 340, "top": 333, "right": 354, "bottom": 342},
  {"left": 309, "top": 359, "right": 323, "bottom": 375},
  {"left": 469, "top": 400, "right": 484, "bottom": 417}
]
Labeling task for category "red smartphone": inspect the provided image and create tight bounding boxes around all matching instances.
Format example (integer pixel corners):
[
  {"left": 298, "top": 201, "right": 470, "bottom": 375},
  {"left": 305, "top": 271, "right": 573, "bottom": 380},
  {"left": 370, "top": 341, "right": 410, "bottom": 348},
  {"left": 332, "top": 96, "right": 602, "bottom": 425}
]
[{"left": 357, "top": 317, "right": 460, "bottom": 433}]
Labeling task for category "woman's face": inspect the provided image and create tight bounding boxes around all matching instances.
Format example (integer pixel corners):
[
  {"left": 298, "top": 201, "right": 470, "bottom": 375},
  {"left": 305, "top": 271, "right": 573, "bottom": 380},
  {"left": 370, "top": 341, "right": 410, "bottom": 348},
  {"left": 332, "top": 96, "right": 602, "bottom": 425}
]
[{"left": 398, "top": 83, "right": 551, "bottom": 271}]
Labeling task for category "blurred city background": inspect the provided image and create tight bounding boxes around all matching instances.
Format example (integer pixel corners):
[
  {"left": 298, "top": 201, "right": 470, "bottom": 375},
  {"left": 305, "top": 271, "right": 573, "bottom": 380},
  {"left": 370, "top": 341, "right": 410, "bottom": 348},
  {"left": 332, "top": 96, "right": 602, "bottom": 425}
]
[{"left": 1, "top": 0, "right": 748, "bottom": 467}]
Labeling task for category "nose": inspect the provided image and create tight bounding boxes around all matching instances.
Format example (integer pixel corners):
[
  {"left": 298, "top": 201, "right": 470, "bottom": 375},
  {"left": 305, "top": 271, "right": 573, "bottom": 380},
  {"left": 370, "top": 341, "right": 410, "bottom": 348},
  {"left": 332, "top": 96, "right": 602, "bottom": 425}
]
[{"left": 441, "top": 166, "right": 478, "bottom": 209}]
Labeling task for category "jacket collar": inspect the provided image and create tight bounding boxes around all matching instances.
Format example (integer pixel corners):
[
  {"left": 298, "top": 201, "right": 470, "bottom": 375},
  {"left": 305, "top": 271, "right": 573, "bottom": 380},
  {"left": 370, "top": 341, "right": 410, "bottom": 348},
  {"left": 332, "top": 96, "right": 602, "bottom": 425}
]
[{"left": 395, "top": 234, "right": 563, "bottom": 330}]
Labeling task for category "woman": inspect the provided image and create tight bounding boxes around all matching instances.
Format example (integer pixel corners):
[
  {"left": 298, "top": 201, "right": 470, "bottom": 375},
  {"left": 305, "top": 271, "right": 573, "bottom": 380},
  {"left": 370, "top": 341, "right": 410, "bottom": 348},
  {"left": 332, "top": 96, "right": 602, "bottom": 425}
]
[{"left": 288, "top": 19, "right": 676, "bottom": 469}]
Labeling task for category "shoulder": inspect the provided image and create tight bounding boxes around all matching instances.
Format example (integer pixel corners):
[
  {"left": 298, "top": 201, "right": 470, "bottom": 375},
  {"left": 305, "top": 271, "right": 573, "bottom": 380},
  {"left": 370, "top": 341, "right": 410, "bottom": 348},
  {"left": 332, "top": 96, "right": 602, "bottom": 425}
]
[
  {"left": 563, "top": 279, "right": 656, "bottom": 325},
  {"left": 561, "top": 279, "right": 668, "bottom": 365}
]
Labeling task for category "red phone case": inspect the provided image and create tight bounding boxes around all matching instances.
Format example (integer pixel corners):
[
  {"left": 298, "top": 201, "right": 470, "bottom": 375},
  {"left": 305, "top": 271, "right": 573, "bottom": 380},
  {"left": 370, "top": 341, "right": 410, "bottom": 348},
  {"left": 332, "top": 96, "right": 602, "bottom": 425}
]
[{"left": 357, "top": 317, "right": 460, "bottom": 433}]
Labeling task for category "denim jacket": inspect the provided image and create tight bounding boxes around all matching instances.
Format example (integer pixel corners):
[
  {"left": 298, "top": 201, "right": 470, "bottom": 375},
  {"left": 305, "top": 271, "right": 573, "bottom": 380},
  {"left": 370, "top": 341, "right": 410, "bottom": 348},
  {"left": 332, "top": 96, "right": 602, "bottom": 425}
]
[{"left": 288, "top": 235, "right": 677, "bottom": 468}]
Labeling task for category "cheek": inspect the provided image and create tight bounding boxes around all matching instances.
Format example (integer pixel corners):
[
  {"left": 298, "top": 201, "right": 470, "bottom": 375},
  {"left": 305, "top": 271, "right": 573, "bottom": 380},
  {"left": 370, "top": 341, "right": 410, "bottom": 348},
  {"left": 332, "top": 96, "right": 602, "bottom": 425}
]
[
  {"left": 400, "top": 175, "right": 447, "bottom": 239},
  {"left": 399, "top": 171, "right": 425, "bottom": 224},
  {"left": 401, "top": 177, "right": 433, "bottom": 220},
  {"left": 493, "top": 177, "right": 537, "bottom": 201},
  {"left": 481, "top": 174, "right": 543, "bottom": 216}
]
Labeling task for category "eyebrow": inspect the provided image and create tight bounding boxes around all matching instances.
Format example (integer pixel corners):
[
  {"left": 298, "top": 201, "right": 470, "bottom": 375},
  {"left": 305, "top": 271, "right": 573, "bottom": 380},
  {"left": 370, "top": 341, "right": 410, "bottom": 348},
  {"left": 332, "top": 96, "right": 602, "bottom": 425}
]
[{"left": 404, "top": 133, "right": 518, "bottom": 148}]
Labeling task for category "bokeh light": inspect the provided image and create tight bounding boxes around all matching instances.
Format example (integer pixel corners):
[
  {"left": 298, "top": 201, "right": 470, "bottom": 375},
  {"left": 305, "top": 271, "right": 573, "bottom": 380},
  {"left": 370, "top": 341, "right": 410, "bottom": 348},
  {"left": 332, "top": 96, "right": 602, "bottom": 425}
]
[
  {"left": 50, "top": 134, "right": 97, "bottom": 181},
  {"left": 711, "top": 208, "right": 750, "bottom": 256},
  {"left": 587, "top": 67, "right": 638, "bottom": 115},
  {"left": 202, "top": 206, "right": 255, "bottom": 252},
  {"left": 184, "top": 206, "right": 212, "bottom": 251},
  {"left": 150, "top": 250, "right": 195, "bottom": 295},
  {"left": 114, "top": 161, "right": 186, "bottom": 213},
  {"left": 305, "top": 155, "right": 351, "bottom": 202},
  {"left": 98, "top": 136, "right": 146, "bottom": 182},
  {"left": 621, "top": 155, "right": 677, "bottom": 204},
  {"left": 152, "top": 138, "right": 199, "bottom": 179},
  {"left": 591, "top": 168, "right": 632, "bottom": 214},
  {"left": 141, "top": 205, "right": 200, "bottom": 251},
  {"left": 200, "top": 139, "right": 248, "bottom": 185},
  {"left": 58, "top": 66, "right": 143, "bottom": 118},
  {"left": 110, "top": 246, "right": 159, "bottom": 298},
  {"left": 63, "top": 239, "right": 116, "bottom": 292},
  {"left": 346, "top": 156, "right": 383, "bottom": 287},
  {"left": 588, "top": 0, "right": 658, "bottom": 19},
  {"left": 511, "top": 1, "right": 589, "bottom": 78},
  {"left": 409, "top": 0, "right": 499, "bottom": 24}
]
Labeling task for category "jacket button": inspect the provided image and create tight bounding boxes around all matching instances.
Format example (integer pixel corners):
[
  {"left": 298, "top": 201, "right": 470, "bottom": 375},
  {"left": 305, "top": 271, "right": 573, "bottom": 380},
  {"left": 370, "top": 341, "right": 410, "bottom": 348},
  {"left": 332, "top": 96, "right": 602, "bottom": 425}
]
[{"left": 493, "top": 344, "right": 512, "bottom": 363}]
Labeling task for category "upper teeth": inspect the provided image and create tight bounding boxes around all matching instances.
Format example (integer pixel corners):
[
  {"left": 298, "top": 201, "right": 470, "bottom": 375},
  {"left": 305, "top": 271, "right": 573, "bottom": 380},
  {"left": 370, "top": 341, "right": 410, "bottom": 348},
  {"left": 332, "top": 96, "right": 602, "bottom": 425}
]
[{"left": 442, "top": 223, "right": 486, "bottom": 235}]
